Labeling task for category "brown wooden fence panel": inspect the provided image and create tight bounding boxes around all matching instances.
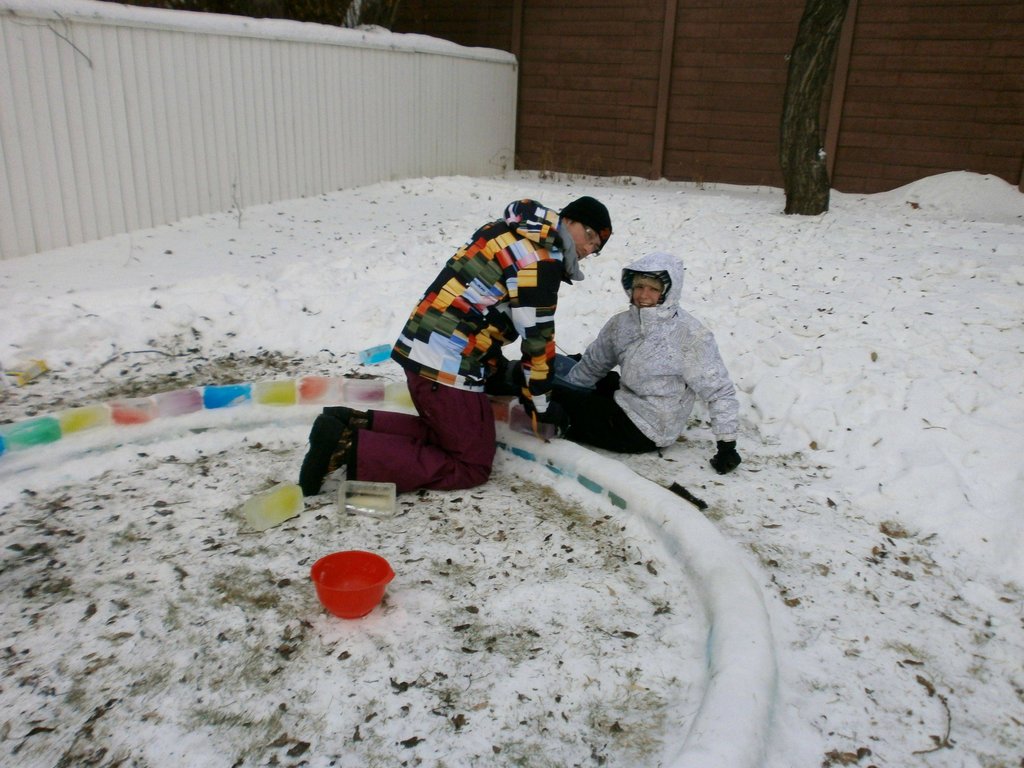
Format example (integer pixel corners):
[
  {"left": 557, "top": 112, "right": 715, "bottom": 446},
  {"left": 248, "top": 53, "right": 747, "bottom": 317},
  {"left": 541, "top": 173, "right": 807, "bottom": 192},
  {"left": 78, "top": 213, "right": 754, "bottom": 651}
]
[
  {"left": 834, "top": 0, "right": 1024, "bottom": 192},
  {"left": 394, "top": 0, "right": 1024, "bottom": 193},
  {"left": 513, "top": 1, "right": 667, "bottom": 177},
  {"left": 663, "top": 0, "right": 803, "bottom": 187}
]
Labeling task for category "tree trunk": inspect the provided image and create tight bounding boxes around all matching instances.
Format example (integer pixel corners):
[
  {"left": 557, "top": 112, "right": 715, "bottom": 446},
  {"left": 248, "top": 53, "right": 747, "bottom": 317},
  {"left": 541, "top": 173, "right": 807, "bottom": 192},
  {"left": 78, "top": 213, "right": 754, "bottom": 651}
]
[
  {"left": 780, "top": 0, "right": 850, "bottom": 215},
  {"left": 350, "top": 0, "right": 404, "bottom": 28}
]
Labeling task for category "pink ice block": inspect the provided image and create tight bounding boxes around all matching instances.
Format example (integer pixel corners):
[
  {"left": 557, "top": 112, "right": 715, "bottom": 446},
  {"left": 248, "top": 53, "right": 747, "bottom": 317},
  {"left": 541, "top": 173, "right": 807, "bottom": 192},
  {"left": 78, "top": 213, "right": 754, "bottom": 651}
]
[{"left": 155, "top": 388, "right": 203, "bottom": 417}]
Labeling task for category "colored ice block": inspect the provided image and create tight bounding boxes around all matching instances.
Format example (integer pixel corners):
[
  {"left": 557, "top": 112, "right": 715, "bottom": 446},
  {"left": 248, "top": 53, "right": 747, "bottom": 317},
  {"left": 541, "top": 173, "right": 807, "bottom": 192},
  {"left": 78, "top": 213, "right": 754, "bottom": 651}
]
[
  {"left": 243, "top": 482, "right": 303, "bottom": 531},
  {"left": 1, "top": 416, "right": 62, "bottom": 449},
  {"left": 110, "top": 397, "right": 158, "bottom": 425},
  {"left": 490, "top": 397, "right": 513, "bottom": 422},
  {"left": 298, "top": 375, "right": 340, "bottom": 404},
  {"left": 58, "top": 404, "right": 112, "bottom": 434},
  {"left": 254, "top": 379, "right": 297, "bottom": 406},
  {"left": 509, "top": 403, "right": 556, "bottom": 440},
  {"left": 342, "top": 378, "right": 385, "bottom": 403},
  {"left": 155, "top": 388, "right": 203, "bottom": 417},
  {"left": 5, "top": 359, "right": 48, "bottom": 386},
  {"left": 358, "top": 344, "right": 392, "bottom": 365},
  {"left": 384, "top": 381, "right": 412, "bottom": 408},
  {"left": 203, "top": 383, "right": 252, "bottom": 409},
  {"left": 338, "top": 479, "right": 396, "bottom": 518}
]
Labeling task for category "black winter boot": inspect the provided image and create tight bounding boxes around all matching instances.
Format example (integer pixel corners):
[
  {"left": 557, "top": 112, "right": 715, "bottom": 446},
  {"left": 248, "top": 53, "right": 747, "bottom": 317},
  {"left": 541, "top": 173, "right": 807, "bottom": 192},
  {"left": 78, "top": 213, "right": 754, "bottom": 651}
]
[
  {"left": 298, "top": 414, "right": 346, "bottom": 496},
  {"left": 321, "top": 406, "right": 373, "bottom": 431},
  {"left": 325, "top": 428, "right": 358, "bottom": 480}
]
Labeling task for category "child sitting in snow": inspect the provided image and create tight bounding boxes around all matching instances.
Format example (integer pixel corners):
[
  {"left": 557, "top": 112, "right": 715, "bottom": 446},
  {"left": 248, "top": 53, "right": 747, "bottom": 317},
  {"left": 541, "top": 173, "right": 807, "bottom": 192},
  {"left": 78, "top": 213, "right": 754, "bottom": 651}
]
[{"left": 554, "top": 251, "right": 742, "bottom": 474}]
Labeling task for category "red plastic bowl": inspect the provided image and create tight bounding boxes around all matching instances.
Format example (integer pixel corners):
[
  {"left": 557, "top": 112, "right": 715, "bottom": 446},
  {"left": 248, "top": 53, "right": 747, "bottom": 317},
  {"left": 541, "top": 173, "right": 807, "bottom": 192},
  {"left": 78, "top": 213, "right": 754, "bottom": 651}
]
[{"left": 311, "top": 550, "right": 394, "bottom": 619}]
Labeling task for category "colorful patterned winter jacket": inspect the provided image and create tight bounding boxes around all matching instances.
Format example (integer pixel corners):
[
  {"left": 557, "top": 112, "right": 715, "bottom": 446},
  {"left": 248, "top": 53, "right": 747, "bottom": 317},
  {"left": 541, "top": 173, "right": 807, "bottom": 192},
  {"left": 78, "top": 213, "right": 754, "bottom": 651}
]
[
  {"left": 565, "top": 251, "right": 740, "bottom": 447},
  {"left": 391, "top": 199, "right": 574, "bottom": 414}
]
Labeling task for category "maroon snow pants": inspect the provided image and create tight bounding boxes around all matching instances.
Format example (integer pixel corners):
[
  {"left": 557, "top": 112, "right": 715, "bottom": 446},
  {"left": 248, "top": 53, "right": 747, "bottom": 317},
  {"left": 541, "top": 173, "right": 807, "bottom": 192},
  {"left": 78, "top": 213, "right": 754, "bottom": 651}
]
[{"left": 353, "top": 370, "right": 496, "bottom": 493}]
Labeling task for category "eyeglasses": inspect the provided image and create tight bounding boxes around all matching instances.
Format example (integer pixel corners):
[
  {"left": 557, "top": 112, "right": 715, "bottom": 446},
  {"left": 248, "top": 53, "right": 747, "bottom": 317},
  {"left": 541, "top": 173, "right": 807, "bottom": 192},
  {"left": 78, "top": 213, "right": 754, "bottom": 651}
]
[{"left": 582, "top": 225, "right": 602, "bottom": 254}]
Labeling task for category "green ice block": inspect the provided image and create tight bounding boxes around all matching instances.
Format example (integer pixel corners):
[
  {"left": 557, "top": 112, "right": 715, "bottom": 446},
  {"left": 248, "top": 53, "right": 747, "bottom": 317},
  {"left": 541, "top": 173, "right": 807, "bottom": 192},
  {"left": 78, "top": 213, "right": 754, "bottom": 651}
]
[{"left": 2, "top": 416, "right": 62, "bottom": 450}]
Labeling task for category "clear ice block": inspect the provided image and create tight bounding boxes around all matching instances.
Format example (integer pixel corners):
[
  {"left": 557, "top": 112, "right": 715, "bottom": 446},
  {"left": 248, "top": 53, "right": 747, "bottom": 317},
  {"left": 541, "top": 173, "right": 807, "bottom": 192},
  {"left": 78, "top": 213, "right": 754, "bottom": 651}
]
[{"left": 338, "top": 480, "right": 396, "bottom": 518}]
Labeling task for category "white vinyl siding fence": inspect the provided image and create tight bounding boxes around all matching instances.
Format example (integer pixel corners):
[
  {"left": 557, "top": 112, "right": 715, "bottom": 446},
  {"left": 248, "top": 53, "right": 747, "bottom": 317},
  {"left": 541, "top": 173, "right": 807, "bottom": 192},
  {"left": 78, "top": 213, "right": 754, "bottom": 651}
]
[{"left": 0, "top": 0, "right": 517, "bottom": 259}]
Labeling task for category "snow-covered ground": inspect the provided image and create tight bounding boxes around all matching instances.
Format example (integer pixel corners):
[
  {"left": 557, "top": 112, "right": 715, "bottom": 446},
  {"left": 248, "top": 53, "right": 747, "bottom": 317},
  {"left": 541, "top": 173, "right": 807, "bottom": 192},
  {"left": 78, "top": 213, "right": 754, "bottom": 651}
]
[{"left": 1, "top": 171, "right": 1021, "bottom": 767}]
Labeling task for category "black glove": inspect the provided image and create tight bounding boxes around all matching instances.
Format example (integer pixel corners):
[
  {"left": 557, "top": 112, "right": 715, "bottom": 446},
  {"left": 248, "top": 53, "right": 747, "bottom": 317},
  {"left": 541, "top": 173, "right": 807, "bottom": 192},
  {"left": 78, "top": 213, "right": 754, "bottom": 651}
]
[
  {"left": 594, "top": 370, "right": 620, "bottom": 397},
  {"left": 485, "top": 357, "right": 517, "bottom": 396},
  {"left": 511, "top": 362, "right": 526, "bottom": 388},
  {"left": 567, "top": 353, "right": 583, "bottom": 362},
  {"left": 535, "top": 401, "right": 570, "bottom": 438},
  {"left": 710, "top": 440, "right": 741, "bottom": 474}
]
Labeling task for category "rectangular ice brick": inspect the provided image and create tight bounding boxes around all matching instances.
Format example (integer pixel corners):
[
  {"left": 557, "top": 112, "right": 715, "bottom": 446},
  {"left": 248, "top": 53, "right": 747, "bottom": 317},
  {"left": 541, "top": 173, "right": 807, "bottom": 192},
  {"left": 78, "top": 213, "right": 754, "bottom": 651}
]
[
  {"left": 338, "top": 480, "right": 396, "bottom": 518},
  {"left": 58, "top": 404, "right": 111, "bottom": 434},
  {"left": 110, "top": 397, "right": 158, "bottom": 425},
  {"left": 243, "top": 482, "right": 303, "bottom": 531},
  {"left": 1, "top": 416, "right": 62, "bottom": 449},
  {"left": 490, "top": 397, "right": 513, "bottom": 421},
  {"left": 5, "top": 359, "right": 48, "bottom": 386},
  {"left": 297, "top": 375, "right": 341, "bottom": 404},
  {"left": 155, "top": 388, "right": 203, "bottom": 417},
  {"left": 254, "top": 379, "right": 297, "bottom": 406},
  {"left": 342, "top": 378, "right": 386, "bottom": 403},
  {"left": 385, "top": 381, "right": 412, "bottom": 408},
  {"left": 203, "top": 383, "right": 252, "bottom": 409},
  {"left": 358, "top": 344, "right": 392, "bottom": 365},
  {"left": 509, "top": 403, "right": 556, "bottom": 439}
]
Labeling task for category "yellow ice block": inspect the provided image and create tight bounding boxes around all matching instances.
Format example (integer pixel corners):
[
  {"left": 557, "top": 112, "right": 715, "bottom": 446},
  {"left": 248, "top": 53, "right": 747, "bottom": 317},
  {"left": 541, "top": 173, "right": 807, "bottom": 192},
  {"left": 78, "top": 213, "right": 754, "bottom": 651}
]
[
  {"left": 243, "top": 482, "right": 303, "bottom": 531},
  {"left": 6, "top": 359, "right": 49, "bottom": 386},
  {"left": 58, "top": 404, "right": 112, "bottom": 434},
  {"left": 253, "top": 379, "right": 297, "bottom": 406},
  {"left": 385, "top": 381, "right": 413, "bottom": 408}
]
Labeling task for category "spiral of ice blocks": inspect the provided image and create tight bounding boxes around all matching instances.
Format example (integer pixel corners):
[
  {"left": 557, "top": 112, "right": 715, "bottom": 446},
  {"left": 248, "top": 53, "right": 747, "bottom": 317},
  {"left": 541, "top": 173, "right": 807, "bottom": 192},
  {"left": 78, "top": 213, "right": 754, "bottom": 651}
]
[
  {"left": 0, "top": 374, "right": 400, "bottom": 459},
  {"left": 1, "top": 376, "right": 550, "bottom": 460}
]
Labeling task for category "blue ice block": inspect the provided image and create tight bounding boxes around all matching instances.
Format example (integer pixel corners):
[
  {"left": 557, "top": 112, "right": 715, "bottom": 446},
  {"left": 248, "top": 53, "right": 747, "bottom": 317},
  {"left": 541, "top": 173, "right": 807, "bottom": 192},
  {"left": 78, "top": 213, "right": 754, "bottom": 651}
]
[
  {"left": 202, "top": 383, "right": 252, "bottom": 409},
  {"left": 358, "top": 344, "right": 391, "bottom": 365}
]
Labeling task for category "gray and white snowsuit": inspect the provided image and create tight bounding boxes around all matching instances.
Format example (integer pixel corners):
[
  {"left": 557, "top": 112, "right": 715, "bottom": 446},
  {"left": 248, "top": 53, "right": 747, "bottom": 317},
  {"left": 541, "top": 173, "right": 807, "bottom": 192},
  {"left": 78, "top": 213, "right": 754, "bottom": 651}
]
[{"left": 565, "top": 251, "right": 739, "bottom": 448}]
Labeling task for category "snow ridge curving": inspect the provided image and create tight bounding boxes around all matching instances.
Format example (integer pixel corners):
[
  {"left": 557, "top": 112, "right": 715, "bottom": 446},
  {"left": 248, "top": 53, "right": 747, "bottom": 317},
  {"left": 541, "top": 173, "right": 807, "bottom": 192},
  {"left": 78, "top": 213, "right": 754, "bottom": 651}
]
[{"left": 496, "top": 425, "right": 778, "bottom": 768}]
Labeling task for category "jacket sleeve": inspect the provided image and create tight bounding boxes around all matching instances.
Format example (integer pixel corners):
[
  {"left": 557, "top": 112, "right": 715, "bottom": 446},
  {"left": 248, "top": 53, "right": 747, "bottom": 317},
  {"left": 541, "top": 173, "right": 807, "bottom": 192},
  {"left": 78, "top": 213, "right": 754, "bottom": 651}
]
[
  {"left": 510, "top": 256, "right": 563, "bottom": 413},
  {"left": 564, "top": 316, "right": 620, "bottom": 388},
  {"left": 681, "top": 326, "right": 740, "bottom": 442}
]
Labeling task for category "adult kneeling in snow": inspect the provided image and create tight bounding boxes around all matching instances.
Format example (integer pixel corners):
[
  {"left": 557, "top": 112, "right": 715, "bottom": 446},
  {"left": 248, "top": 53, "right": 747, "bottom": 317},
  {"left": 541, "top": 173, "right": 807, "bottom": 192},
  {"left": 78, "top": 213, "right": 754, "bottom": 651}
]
[{"left": 297, "top": 196, "right": 613, "bottom": 495}]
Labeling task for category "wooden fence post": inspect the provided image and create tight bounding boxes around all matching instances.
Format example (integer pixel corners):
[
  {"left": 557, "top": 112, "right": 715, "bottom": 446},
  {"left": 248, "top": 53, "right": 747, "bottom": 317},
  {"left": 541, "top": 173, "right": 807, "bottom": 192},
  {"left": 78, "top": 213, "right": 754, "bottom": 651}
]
[
  {"left": 651, "top": 0, "right": 680, "bottom": 180},
  {"left": 824, "top": 0, "right": 858, "bottom": 181}
]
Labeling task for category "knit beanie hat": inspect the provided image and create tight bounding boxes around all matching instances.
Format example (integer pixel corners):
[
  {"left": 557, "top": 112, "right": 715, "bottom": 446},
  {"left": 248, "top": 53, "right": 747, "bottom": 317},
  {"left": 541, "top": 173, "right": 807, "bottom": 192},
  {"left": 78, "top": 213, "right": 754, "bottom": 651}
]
[{"left": 560, "top": 196, "right": 612, "bottom": 250}]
